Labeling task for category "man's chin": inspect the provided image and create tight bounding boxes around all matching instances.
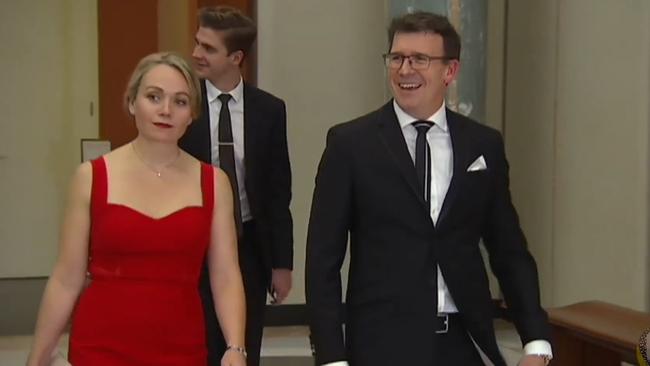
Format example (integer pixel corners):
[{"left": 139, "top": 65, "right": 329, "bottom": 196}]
[
  {"left": 194, "top": 70, "right": 208, "bottom": 79},
  {"left": 193, "top": 65, "right": 209, "bottom": 77},
  {"left": 394, "top": 96, "right": 419, "bottom": 111}
]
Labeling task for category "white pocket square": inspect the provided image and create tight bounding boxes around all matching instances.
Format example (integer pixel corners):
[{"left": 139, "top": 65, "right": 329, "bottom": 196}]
[{"left": 467, "top": 155, "right": 487, "bottom": 172}]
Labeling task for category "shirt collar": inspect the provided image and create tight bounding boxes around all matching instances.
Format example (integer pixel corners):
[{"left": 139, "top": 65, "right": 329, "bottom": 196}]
[
  {"left": 393, "top": 100, "right": 448, "bottom": 132},
  {"left": 205, "top": 77, "right": 244, "bottom": 104}
]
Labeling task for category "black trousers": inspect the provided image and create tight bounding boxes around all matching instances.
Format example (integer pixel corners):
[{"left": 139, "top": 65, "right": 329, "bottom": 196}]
[
  {"left": 202, "top": 220, "right": 268, "bottom": 366},
  {"left": 432, "top": 314, "right": 488, "bottom": 366}
]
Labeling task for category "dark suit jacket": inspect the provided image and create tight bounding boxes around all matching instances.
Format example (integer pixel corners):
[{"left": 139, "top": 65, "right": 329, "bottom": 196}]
[
  {"left": 305, "top": 101, "right": 550, "bottom": 366},
  {"left": 179, "top": 81, "right": 293, "bottom": 272}
]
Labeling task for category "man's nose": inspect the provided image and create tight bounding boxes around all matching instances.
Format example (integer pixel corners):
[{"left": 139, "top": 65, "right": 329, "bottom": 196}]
[
  {"left": 191, "top": 45, "right": 202, "bottom": 59},
  {"left": 398, "top": 57, "right": 415, "bottom": 74}
]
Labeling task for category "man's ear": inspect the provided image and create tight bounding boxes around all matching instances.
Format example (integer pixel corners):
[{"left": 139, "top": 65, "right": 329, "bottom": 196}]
[
  {"left": 443, "top": 59, "right": 460, "bottom": 86},
  {"left": 230, "top": 50, "right": 245, "bottom": 67}
]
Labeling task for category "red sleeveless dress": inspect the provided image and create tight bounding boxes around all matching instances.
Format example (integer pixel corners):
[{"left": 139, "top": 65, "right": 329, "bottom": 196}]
[{"left": 69, "top": 157, "right": 213, "bottom": 365}]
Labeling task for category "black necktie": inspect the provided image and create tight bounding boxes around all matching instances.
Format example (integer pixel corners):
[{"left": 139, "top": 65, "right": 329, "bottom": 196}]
[
  {"left": 413, "top": 121, "right": 434, "bottom": 212},
  {"left": 218, "top": 93, "right": 243, "bottom": 237},
  {"left": 414, "top": 121, "right": 439, "bottom": 318}
]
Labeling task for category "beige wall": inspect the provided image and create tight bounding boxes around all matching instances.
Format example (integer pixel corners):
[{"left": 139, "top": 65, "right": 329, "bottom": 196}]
[
  {"left": 257, "top": 0, "right": 388, "bottom": 303},
  {"left": 503, "top": 0, "right": 559, "bottom": 307},
  {"left": 0, "top": 0, "right": 98, "bottom": 277},
  {"left": 505, "top": 0, "right": 650, "bottom": 310}
]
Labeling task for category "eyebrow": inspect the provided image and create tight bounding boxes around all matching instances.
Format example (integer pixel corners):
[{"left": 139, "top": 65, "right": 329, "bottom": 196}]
[
  {"left": 195, "top": 38, "right": 216, "bottom": 50},
  {"left": 143, "top": 86, "right": 190, "bottom": 98},
  {"left": 388, "top": 52, "right": 429, "bottom": 56}
]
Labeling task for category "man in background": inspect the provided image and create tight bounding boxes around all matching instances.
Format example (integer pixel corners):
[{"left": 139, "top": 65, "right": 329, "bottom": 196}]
[{"left": 180, "top": 6, "right": 294, "bottom": 366}]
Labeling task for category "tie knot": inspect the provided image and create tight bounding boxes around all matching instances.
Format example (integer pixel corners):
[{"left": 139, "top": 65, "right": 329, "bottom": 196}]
[
  {"left": 412, "top": 120, "right": 434, "bottom": 133},
  {"left": 218, "top": 93, "right": 232, "bottom": 104}
]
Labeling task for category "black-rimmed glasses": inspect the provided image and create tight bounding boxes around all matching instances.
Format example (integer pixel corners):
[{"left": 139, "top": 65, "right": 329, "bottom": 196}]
[{"left": 382, "top": 53, "right": 451, "bottom": 70}]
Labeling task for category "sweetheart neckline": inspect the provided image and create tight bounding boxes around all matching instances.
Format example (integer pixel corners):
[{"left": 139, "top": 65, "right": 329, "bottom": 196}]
[{"left": 105, "top": 202, "right": 204, "bottom": 220}]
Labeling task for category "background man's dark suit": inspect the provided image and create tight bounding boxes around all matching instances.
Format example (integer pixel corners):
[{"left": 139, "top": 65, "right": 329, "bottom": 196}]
[
  {"left": 306, "top": 101, "right": 550, "bottom": 365},
  {"left": 180, "top": 81, "right": 293, "bottom": 365}
]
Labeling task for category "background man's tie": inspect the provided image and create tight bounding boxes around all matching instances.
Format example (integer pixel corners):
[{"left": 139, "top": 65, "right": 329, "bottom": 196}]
[{"left": 218, "top": 93, "right": 243, "bottom": 237}]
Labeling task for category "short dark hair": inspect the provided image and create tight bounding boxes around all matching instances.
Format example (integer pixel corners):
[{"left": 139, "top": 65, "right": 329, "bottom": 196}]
[
  {"left": 388, "top": 11, "right": 461, "bottom": 61},
  {"left": 198, "top": 6, "right": 257, "bottom": 56}
]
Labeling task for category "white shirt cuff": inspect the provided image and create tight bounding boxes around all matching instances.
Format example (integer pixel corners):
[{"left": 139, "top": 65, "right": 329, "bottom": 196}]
[
  {"left": 322, "top": 362, "right": 349, "bottom": 366},
  {"left": 523, "top": 340, "right": 553, "bottom": 358}
]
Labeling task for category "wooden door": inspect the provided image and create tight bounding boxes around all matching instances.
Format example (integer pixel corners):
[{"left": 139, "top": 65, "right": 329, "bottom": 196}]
[
  {"left": 98, "top": 0, "right": 158, "bottom": 148},
  {"left": 99, "top": 0, "right": 256, "bottom": 148}
]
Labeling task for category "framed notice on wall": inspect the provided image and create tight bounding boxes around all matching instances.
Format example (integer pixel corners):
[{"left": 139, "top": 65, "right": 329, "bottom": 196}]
[{"left": 80, "top": 139, "right": 111, "bottom": 162}]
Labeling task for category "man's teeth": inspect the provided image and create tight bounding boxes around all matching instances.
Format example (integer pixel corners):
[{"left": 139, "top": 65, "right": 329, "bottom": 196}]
[{"left": 400, "top": 83, "right": 420, "bottom": 89}]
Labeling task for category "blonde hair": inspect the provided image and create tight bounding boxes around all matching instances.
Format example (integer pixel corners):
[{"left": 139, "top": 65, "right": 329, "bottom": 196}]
[{"left": 124, "top": 52, "right": 202, "bottom": 118}]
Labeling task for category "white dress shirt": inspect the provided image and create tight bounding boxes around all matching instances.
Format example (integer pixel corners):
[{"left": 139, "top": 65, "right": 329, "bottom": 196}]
[
  {"left": 322, "top": 101, "right": 551, "bottom": 366},
  {"left": 205, "top": 78, "right": 252, "bottom": 222},
  {"left": 393, "top": 100, "right": 459, "bottom": 313}
]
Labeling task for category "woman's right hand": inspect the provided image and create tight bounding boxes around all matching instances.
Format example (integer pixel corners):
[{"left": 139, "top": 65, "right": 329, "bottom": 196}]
[{"left": 220, "top": 348, "right": 247, "bottom": 366}]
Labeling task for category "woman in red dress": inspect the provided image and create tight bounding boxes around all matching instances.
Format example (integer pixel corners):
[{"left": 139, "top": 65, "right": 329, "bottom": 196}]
[{"left": 27, "top": 52, "right": 246, "bottom": 366}]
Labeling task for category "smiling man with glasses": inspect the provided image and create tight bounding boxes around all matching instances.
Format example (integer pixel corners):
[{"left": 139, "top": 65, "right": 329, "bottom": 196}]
[{"left": 306, "top": 10, "right": 552, "bottom": 366}]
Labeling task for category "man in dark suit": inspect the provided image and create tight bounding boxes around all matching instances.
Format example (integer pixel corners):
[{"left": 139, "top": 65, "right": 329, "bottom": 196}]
[
  {"left": 179, "top": 6, "right": 293, "bottom": 366},
  {"left": 306, "top": 11, "right": 552, "bottom": 366}
]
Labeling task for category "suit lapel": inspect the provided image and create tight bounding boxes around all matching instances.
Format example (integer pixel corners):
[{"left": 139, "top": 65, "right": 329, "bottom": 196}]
[
  {"left": 375, "top": 102, "right": 429, "bottom": 213},
  {"left": 437, "top": 109, "right": 469, "bottom": 226},
  {"left": 243, "top": 83, "right": 258, "bottom": 186},
  {"left": 192, "top": 80, "right": 213, "bottom": 163}
]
